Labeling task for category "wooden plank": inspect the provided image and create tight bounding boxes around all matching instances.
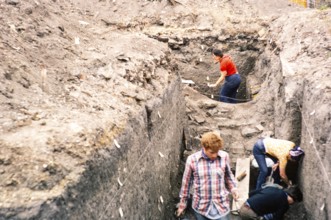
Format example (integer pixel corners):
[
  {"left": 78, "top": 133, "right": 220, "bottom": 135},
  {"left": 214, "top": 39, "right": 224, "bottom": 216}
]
[{"left": 231, "top": 157, "right": 250, "bottom": 217}]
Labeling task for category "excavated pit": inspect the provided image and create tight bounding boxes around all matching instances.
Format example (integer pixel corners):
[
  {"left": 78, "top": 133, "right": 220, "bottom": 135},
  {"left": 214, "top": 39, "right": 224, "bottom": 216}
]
[
  {"left": 0, "top": 1, "right": 330, "bottom": 220},
  {"left": 171, "top": 35, "right": 305, "bottom": 219},
  {"left": 172, "top": 35, "right": 261, "bottom": 103}
]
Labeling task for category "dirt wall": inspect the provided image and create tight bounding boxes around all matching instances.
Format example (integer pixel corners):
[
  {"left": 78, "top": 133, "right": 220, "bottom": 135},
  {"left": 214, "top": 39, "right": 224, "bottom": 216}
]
[
  {"left": 299, "top": 77, "right": 331, "bottom": 220},
  {"left": 0, "top": 77, "right": 185, "bottom": 220},
  {"left": 268, "top": 11, "right": 331, "bottom": 220},
  {"left": 67, "top": 78, "right": 186, "bottom": 220}
]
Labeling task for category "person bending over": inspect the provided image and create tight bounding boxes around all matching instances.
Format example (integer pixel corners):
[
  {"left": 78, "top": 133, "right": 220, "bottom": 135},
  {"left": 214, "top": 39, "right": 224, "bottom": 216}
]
[
  {"left": 239, "top": 185, "right": 303, "bottom": 220},
  {"left": 253, "top": 137, "right": 304, "bottom": 189},
  {"left": 208, "top": 49, "right": 241, "bottom": 103}
]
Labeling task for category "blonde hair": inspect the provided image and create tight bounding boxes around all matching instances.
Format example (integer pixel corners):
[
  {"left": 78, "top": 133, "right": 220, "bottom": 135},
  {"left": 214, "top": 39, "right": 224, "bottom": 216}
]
[{"left": 201, "top": 132, "right": 224, "bottom": 151}]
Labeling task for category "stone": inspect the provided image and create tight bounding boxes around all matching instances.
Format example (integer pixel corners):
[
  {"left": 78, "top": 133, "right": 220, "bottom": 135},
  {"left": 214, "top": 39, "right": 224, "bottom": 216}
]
[
  {"left": 231, "top": 146, "right": 245, "bottom": 154},
  {"left": 5, "top": 0, "right": 19, "bottom": 5},
  {"left": 197, "top": 100, "right": 218, "bottom": 109},
  {"left": 206, "top": 109, "right": 218, "bottom": 117},
  {"left": 241, "top": 127, "right": 260, "bottom": 137},
  {"left": 193, "top": 115, "right": 205, "bottom": 124},
  {"left": 255, "top": 124, "right": 264, "bottom": 131},
  {"left": 156, "top": 35, "right": 169, "bottom": 42}
]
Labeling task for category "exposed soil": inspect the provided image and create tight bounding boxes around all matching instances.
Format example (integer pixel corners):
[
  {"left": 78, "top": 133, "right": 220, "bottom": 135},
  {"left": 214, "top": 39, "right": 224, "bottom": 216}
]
[{"left": 0, "top": 0, "right": 330, "bottom": 219}]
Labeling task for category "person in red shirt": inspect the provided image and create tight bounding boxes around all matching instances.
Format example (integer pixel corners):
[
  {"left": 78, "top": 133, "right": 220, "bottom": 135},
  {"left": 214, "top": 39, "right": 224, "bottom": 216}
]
[{"left": 209, "top": 49, "right": 242, "bottom": 103}]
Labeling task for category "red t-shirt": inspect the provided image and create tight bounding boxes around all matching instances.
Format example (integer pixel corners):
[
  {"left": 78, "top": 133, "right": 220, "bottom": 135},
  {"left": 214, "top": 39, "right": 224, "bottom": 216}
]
[{"left": 219, "top": 55, "right": 237, "bottom": 76}]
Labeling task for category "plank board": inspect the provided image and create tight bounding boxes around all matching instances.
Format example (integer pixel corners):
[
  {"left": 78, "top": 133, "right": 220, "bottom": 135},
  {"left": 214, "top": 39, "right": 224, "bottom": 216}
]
[{"left": 231, "top": 157, "right": 250, "bottom": 218}]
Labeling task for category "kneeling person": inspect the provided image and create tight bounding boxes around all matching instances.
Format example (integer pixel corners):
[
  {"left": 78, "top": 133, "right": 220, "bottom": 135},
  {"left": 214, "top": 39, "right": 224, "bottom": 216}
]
[{"left": 239, "top": 185, "right": 303, "bottom": 220}]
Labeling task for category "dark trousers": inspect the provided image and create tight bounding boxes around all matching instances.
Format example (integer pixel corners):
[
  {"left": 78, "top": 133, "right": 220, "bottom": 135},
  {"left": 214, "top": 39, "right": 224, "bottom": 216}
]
[
  {"left": 253, "top": 139, "right": 280, "bottom": 189},
  {"left": 239, "top": 204, "right": 259, "bottom": 220},
  {"left": 219, "top": 73, "right": 241, "bottom": 103}
]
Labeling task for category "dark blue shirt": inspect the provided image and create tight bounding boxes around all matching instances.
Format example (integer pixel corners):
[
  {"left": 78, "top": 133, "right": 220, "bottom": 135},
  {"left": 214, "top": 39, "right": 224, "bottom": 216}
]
[{"left": 247, "top": 187, "right": 289, "bottom": 220}]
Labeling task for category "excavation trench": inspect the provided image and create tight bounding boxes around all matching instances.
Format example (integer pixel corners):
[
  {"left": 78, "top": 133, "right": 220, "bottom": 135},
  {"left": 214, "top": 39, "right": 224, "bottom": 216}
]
[
  {"left": 169, "top": 34, "right": 306, "bottom": 219},
  {"left": 0, "top": 0, "right": 329, "bottom": 219},
  {"left": 0, "top": 33, "right": 306, "bottom": 220},
  {"left": 172, "top": 35, "right": 262, "bottom": 103}
]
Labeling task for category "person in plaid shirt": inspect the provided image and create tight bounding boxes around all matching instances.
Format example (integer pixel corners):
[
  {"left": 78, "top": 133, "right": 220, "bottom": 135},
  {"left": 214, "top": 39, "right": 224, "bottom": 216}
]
[{"left": 176, "top": 131, "right": 239, "bottom": 220}]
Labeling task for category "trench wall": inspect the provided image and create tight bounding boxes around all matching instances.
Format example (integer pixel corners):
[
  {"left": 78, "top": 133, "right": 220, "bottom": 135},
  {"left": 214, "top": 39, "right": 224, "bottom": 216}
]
[
  {"left": 300, "top": 77, "right": 331, "bottom": 220},
  {"left": 79, "top": 78, "right": 185, "bottom": 220},
  {"left": 241, "top": 38, "right": 331, "bottom": 219},
  {"left": 276, "top": 56, "right": 331, "bottom": 219},
  {"left": 272, "top": 56, "right": 331, "bottom": 219},
  {"left": 29, "top": 77, "right": 186, "bottom": 220}
]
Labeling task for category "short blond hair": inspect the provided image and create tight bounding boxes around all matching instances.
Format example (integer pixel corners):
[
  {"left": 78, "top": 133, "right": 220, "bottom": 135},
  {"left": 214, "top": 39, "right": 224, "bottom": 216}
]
[{"left": 201, "top": 132, "right": 224, "bottom": 151}]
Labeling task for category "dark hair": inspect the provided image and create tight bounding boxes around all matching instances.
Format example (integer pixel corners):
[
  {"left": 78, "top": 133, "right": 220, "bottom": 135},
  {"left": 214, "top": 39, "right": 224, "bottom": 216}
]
[
  {"left": 284, "top": 185, "right": 303, "bottom": 202},
  {"left": 289, "top": 146, "right": 305, "bottom": 162},
  {"left": 213, "top": 49, "right": 223, "bottom": 58}
]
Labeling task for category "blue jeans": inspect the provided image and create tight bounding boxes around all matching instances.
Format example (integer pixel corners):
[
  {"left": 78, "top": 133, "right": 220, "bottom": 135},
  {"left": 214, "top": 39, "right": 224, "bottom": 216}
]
[
  {"left": 253, "top": 139, "right": 280, "bottom": 189},
  {"left": 219, "top": 73, "right": 241, "bottom": 103},
  {"left": 253, "top": 139, "right": 268, "bottom": 190},
  {"left": 194, "top": 210, "right": 230, "bottom": 220}
]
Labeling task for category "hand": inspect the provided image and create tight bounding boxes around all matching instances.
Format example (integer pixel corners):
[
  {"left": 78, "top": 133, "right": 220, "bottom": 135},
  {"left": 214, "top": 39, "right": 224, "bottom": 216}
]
[
  {"left": 176, "top": 207, "right": 185, "bottom": 217},
  {"left": 287, "top": 180, "right": 293, "bottom": 188},
  {"left": 232, "top": 190, "right": 239, "bottom": 201},
  {"left": 272, "top": 162, "right": 279, "bottom": 171},
  {"left": 208, "top": 83, "right": 217, "bottom": 88}
]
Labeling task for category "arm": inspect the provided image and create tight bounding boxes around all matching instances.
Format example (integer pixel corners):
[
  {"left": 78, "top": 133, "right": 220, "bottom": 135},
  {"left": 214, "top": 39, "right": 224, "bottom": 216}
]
[
  {"left": 209, "top": 71, "right": 227, "bottom": 87},
  {"left": 272, "top": 161, "right": 279, "bottom": 171},
  {"left": 224, "top": 154, "right": 238, "bottom": 199},
  {"left": 279, "top": 160, "right": 291, "bottom": 186},
  {"left": 177, "top": 156, "right": 194, "bottom": 216}
]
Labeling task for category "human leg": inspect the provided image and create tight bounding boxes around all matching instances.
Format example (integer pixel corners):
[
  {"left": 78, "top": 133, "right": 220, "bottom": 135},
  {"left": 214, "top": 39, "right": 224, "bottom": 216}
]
[
  {"left": 215, "top": 213, "right": 231, "bottom": 220},
  {"left": 228, "top": 89, "right": 238, "bottom": 103},
  {"left": 239, "top": 204, "right": 259, "bottom": 220},
  {"left": 219, "top": 74, "right": 240, "bottom": 103},
  {"left": 227, "top": 74, "right": 242, "bottom": 103},
  {"left": 218, "top": 213, "right": 231, "bottom": 220},
  {"left": 193, "top": 210, "right": 209, "bottom": 220},
  {"left": 193, "top": 210, "right": 230, "bottom": 220},
  {"left": 253, "top": 139, "right": 268, "bottom": 189},
  {"left": 220, "top": 74, "right": 241, "bottom": 103},
  {"left": 219, "top": 83, "right": 231, "bottom": 103}
]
